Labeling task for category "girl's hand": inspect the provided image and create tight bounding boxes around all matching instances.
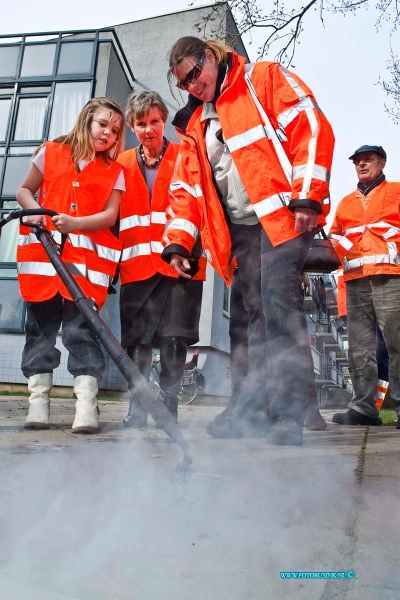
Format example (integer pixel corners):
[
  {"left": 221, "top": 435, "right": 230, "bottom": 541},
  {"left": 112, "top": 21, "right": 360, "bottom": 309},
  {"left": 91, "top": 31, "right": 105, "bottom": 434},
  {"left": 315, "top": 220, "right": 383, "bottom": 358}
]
[
  {"left": 22, "top": 214, "right": 48, "bottom": 227},
  {"left": 52, "top": 214, "right": 78, "bottom": 234}
]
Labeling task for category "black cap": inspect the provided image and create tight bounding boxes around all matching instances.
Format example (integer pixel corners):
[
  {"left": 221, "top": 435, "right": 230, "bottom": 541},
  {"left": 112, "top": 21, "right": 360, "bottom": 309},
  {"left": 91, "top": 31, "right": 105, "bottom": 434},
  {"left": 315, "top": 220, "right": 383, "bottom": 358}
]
[{"left": 349, "top": 145, "right": 387, "bottom": 161}]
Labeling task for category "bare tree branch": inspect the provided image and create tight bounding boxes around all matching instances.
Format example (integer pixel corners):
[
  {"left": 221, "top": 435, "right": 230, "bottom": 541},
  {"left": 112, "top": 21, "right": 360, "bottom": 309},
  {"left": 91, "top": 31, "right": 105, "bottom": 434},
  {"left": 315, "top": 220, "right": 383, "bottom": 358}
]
[
  {"left": 379, "top": 47, "right": 400, "bottom": 122},
  {"left": 192, "top": 0, "right": 400, "bottom": 119}
]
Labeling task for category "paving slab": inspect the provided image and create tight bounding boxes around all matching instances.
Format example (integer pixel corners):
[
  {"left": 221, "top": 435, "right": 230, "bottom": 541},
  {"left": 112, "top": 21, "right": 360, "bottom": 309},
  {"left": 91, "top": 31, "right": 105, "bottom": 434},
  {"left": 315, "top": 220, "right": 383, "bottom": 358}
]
[{"left": 0, "top": 396, "right": 398, "bottom": 600}]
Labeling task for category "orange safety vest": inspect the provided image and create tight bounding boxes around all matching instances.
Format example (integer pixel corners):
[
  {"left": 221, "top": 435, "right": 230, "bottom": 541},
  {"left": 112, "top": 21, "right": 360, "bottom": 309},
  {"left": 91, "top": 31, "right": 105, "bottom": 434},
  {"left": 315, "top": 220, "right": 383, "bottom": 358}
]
[
  {"left": 163, "top": 52, "right": 335, "bottom": 285},
  {"left": 329, "top": 180, "right": 400, "bottom": 282},
  {"left": 17, "top": 141, "right": 123, "bottom": 309},
  {"left": 117, "top": 144, "right": 206, "bottom": 284}
]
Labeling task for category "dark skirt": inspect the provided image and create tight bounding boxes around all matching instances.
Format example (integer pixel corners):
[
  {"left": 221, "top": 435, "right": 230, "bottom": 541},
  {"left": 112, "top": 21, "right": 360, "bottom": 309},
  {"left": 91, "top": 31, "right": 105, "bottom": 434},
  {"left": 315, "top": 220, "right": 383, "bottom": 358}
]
[{"left": 120, "top": 274, "right": 203, "bottom": 348}]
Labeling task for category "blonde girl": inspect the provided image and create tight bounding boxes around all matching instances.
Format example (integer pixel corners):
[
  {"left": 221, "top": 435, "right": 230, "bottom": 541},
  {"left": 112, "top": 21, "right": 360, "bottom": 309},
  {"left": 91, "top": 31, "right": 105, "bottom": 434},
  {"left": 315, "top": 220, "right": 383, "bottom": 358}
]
[{"left": 16, "top": 97, "right": 126, "bottom": 434}]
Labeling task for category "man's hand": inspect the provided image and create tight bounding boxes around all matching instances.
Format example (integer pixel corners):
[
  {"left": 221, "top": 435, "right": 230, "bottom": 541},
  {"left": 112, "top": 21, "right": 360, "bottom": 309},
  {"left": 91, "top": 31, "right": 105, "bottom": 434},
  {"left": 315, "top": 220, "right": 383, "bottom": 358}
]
[
  {"left": 170, "top": 254, "right": 192, "bottom": 279},
  {"left": 293, "top": 207, "right": 318, "bottom": 233}
]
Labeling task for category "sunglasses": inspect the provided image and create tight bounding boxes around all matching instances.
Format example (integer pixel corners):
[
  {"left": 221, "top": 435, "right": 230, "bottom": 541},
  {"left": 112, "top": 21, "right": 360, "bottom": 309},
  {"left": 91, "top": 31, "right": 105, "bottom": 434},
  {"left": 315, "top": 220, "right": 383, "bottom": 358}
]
[{"left": 176, "top": 53, "right": 206, "bottom": 90}]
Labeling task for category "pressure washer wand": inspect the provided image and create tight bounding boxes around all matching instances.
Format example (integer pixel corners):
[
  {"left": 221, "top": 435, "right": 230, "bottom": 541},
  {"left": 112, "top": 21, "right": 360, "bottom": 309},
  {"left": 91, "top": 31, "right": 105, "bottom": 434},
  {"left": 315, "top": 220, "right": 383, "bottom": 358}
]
[{"left": 7, "top": 209, "right": 192, "bottom": 478}]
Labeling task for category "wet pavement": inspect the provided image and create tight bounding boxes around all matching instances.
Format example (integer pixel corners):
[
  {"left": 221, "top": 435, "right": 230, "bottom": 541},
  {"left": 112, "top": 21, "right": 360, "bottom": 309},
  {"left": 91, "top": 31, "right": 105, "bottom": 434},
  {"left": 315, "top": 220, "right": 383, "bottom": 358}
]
[{"left": 0, "top": 396, "right": 398, "bottom": 599}]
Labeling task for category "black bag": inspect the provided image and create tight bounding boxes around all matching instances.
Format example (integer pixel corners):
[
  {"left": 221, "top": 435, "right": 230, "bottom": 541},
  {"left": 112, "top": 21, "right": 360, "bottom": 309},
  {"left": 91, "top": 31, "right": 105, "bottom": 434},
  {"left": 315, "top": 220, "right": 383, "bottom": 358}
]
[{"left": 303, "top": 229, "right": 341, "bottom": 274}]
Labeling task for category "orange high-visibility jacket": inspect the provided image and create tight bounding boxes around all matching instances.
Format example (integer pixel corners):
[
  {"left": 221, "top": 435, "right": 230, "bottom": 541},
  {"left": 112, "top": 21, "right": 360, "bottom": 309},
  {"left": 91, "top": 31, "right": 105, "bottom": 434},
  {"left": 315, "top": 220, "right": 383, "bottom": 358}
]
[
  {"left": 117, "top": 143, "right": 206, "bottom": 284},
  {"left": 163, "top": 52, "right": 335, "bottom": 285},
  {"left": 17, "top": 142, "right": 123, "bottom": 309},
  {"left": 336, "top": 267, "right": 347, "bottom": 318},
  {"left": 329, "top": 180, "right": 400, "bottom": 282}
]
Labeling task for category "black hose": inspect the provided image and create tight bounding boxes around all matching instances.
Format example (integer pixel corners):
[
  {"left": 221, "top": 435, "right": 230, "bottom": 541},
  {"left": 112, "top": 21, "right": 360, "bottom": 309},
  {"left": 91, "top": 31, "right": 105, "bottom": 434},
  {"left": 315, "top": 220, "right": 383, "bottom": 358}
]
[{"left": 10, "top": 209, "right": 193, "bottom": 477}]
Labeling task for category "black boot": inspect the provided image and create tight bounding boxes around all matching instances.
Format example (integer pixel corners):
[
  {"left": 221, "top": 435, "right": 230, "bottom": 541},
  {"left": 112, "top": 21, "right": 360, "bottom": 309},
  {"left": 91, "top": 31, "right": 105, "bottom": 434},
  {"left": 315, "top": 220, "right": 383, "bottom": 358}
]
[
  {"left": 159, "top": 336, "right": 187, "bottom": 424},
  {"left": 207, "top": 408, "right": 270, "bottom": 439},
  {"left": 123, "top": 345, "right": 152, "bottom": 428}
]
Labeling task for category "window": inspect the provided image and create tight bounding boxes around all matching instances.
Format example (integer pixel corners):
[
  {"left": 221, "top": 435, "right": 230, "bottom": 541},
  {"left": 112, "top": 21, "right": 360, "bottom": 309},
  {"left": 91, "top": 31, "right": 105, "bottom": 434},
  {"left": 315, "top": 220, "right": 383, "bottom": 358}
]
[
  {"left": 14, "top": 96, "right": 48, "bottom": 140},
  {"left": 2, "top": 156, "right": 31, "bottom": 196},
  {"left": 0, "top": 97, "right": 12, "bottom": 141},
  {"left": 58, "top": 42, "right": 94, "bottom": 75},
  {"left": 0, "top": 277, "right": 25, "bottom": 332},
  {"left": 0, "top": 216, "right": 19, "bottom": 262},
  {"left": 0, "top": 46, "right": 20, "bottom": 79},
  {"left": 223, "top": 283, "right": 231, "bottom": 316},
  {"left": 20, "top": 44, "right": 56, "bottom": 77},
  {"left": 48, "top": 81, "right": 91, "bottom": 139}
]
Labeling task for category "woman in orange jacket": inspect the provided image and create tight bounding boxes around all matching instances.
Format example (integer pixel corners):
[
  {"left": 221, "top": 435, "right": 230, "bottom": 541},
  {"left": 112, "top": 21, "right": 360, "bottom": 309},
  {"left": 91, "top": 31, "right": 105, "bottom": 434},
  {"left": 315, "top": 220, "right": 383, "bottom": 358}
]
[
  {"left": 162, "top": 36, "right": 335, "bottom": 446},
  {"left": 118, "top": 91, "right": 205, "bottom": 426},
  {"left": 16, "top": 97, "right": 125, "bottom": 434}
]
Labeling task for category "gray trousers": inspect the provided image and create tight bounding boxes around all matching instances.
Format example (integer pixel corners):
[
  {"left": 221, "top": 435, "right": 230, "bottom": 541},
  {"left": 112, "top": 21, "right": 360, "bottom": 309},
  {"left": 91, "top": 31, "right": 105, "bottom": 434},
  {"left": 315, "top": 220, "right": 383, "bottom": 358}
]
[{"left": 347, "top": 275, "right": 400, "bottom": 417}]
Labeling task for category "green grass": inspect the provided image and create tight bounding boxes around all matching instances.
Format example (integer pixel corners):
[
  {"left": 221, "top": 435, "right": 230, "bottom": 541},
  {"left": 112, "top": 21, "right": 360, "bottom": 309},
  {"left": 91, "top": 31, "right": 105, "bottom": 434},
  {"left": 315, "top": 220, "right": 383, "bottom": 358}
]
[{"left": 379, "top": 409, "right": 398, "bottom": 426}]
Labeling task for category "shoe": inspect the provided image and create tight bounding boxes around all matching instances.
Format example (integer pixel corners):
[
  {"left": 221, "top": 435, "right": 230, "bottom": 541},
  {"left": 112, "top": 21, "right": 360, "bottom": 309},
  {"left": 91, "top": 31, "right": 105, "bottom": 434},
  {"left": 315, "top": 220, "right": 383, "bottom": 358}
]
[
  {"left": 123, "top": 396, "right": 148, "bottom": 428},
  {"left": 332, "top": 409, "right": 382, "bottom": 426},
  {"left": 206, "top": 414, "right": 270, "bottom": 439},
  {"left": 266, "top": 416, "right": 303, "bottom": 446},
  {"left": 396, "top": 416, "right": 400, "bottom": 429},
  {"left": 304, "top": 406, "right": 327, "bottom": 431},
  {"left": 214, "top": 402, "right": 238, "bottom": 422},
  {"left": 25, "top": 373, "right": 53, "bottom": 429},
  {"left": 72, "top": 375, "right": 100, "bottom": 434}
]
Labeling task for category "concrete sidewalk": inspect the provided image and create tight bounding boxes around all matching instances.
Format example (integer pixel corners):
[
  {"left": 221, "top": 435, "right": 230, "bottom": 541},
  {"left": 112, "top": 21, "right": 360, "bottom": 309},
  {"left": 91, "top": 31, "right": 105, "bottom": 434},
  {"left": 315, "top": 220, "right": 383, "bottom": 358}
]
[{"left": 0, "top": 396, "right": 398, "bottom": 600}]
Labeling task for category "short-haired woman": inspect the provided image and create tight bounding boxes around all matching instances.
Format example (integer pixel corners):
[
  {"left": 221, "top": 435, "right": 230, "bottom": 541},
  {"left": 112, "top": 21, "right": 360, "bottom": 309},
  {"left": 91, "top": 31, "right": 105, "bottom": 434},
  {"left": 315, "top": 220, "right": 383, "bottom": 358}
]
[{"left": 118, "top": 91, "right": 205, "bottom": 426}]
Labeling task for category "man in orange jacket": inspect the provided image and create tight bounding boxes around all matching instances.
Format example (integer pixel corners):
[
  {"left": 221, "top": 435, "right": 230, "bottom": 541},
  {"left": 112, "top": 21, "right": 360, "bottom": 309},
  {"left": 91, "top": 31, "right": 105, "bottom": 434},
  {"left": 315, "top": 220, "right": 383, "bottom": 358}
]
[{"left": 330, "top": 145, "right": 400, "bottom": 428}]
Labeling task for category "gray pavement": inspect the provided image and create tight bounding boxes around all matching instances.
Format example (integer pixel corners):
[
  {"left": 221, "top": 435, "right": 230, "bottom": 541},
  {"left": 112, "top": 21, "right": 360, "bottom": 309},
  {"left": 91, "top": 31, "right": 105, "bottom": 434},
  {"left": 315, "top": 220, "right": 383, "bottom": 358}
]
[{"left": 0, "top": 396, "right": 398, "bottom": 600}]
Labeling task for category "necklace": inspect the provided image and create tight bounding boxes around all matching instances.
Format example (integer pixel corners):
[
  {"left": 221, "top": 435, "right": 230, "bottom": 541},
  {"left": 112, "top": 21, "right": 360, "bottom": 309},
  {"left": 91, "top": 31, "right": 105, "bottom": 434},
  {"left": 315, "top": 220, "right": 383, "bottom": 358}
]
[{"left": 140, "top": 139, "right": 167, "bottom": 169}]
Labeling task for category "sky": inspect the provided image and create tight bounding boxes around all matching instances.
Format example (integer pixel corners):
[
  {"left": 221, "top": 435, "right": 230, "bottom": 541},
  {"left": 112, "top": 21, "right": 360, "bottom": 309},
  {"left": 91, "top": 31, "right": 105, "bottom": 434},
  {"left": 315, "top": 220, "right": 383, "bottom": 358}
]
[{"left": 2, "top": 0, "right": 399, "bottom": 225}]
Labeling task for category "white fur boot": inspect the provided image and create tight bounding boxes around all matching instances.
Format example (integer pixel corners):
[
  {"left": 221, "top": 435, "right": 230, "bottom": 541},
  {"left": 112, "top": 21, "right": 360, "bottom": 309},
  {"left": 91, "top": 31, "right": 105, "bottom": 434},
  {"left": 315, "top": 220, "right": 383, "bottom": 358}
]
[
  {"left": 25, "top": 373, "right": 53, "bottom": 429},
  {"left": 72, "top": 375, "right": 100, "bottom": 433}
]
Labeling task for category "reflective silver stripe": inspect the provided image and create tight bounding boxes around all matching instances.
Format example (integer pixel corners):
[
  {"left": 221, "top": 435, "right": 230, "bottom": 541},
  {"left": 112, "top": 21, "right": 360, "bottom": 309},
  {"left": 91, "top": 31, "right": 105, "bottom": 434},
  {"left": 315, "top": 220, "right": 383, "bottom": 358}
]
[
  {"left": 377, "top": 379, "right": 389, "bottom": 389},
  {"left": 204, "top": 249, "right": 212, "bottom": 263},
  {"left": 292, "top": 164, "right": 330, "bottom": 184},
  {"left": 277, "top": 97, "right": 318, "bottom": 130},
  {"left": 170, "top": 180, "right": 197, "bottom": 198},
  {"left": 120, "top": 214, "right": 150, "bottom": 231},
  {"left": 225, "top": 125, "right": 267, "bottom": 153},
  {"left": 383, "top": 226, "right": 400, "bottom": 240},
  {"left": 323, "top": 198, "right": 331, "bottom": 205},
  {"left": 151, "top": 241, "right": 163, "bottom": 253},
  {"left": 329, "top": 234, "right": 342, "bottom": 241},
  {"left": 278, "top": 65, "right": 308, "bottom": 99},
  {"left": 302, "top": 108, "right": 318, "bottom": 193},
  {"left": 253, "top": 193, "right": 291, "bottom": 218},
  {"left": 151, "top": 211, "right": 166, "bottom": 224},
  {"left": 64, "top": 263, "right": 109, "bottom": 287},
  {"left": 376, "top": 390, "right": 386, "bottom": 401},
  {"left": 387, "top": 241, "right": 397, "bottom": 256},
  {"left": 166, "top": 205, "right": 175, "bottom": 218},
  {"left": 17, "top": 262, "right": 56, "bottom": 276},
  {"left": 121, "top": 243, "right": 151, "bottom": 262},
  {"left": 277, "top": 66, "right": 321, "bottom": 194},
  {"left": 68, "top": 234, "right": 121, "bottom": 263},
  {"left": 337, "top": 269, "right": 344, "bottom": 276},
  {"left": 18, "top": 231, "right": 62, "bottom": 245},
  {"left": 163, "top": 218, "right": 199, "bottom": 240},
  {"left": 344, "top": 226, "right": 365, "bottom": 236},
  {"left": 338, "top": 237, "right": 353, "bottom": 251},
  {"left": 369, "top": 221, "right": 392, "bottom": 229},
  {"left": 17, "top": 261, "right": 109, "bottom": 287},
  {"left": 244, "top": 63, "right": 255, "bottom": 78},
  {"left": 344, "top": 254, "right": 400, "bottom": 270}
]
